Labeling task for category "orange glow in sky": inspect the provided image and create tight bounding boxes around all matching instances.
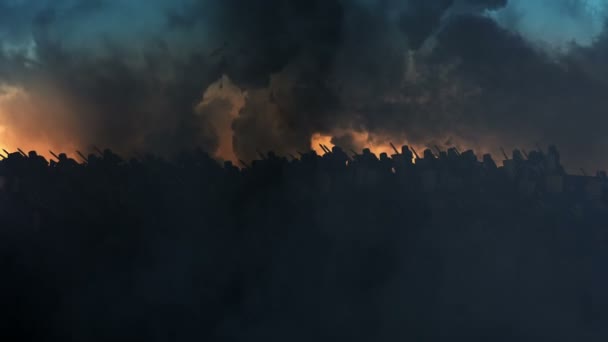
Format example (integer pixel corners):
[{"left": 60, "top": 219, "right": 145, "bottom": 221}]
[
  {"left": 310, "top": 130, "right": 428, "bottom": 162},
  {"left": 0, "top": 84, "right": 80, "bottom": 161}
]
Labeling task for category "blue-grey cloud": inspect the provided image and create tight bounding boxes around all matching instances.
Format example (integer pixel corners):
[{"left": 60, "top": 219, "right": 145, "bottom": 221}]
[{"left": 490, "top": 0, "right": 608, "bottom": 50}]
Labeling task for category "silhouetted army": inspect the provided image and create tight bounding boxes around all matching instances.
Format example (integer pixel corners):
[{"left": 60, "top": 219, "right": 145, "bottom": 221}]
[{"left": 1, "top": 144, "right": 607, "bottom": 341}]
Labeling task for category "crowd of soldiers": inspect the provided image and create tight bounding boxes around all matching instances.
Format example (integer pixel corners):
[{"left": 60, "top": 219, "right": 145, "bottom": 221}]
[
  {"left": 1, "top": 144, "right": 608, "bottom": 341},
  {"left": 0, "top": 140, "right": 605, "bottom": 203}
]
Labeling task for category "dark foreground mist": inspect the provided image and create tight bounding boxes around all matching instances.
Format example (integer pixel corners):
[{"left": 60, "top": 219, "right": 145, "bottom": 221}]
[{"left": 1, "top": 146, "right": 607, "bottom": 341}]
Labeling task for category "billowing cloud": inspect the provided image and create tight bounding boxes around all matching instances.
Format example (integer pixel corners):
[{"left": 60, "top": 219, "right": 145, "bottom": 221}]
[
  {"left": 490, "top": 0, "right": 608, "bottom": 50},
  {"left": 0, "top": 0, "right": 607, "bottom": 170}
]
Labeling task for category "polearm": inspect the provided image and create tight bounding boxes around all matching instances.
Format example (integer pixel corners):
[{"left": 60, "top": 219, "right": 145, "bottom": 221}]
[
  {"left": 453, "top": 147, "right": 461, "bottom": 156},
  {"left": 17, "top": 148, "right": 27, "bottom": 157},
  {"left": 76, "top": 151, "right": 89, "bottom": 163},
  {"left": 319, "top": 144, "right": 330, "bottom": 154},
  {"left": 239, "top": 159, "right": 250, "bottom": 168},
  {"left": 92, "top": 145, "right": 104, "bottom": 157},
  {"left": 322, "top": 145, "right": 332, "bottom": 153},
  {"left": 409, "top": 146, "right": 420, "bottom": 160},
  {"left": 49, "top": 150, "right": 60, "bottom": 161},
  {"left": 2, "top": 149, "right": 9, "bottom": 156},
  {"left": 433, "top": 145, "right": 442, "bottom": 156},
  {"left": 389, "top": 142, "right": 400, "bottom": 155},
  {"left": 521, "top": 149, "right": 529, "bottom": 159},
  {"left": 500, "top": 147, "right": 509, "bottom": 160}
]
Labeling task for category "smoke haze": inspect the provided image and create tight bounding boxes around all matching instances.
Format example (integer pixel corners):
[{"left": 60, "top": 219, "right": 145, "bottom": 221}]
[{"left": 0, "top": 0, "right": 607, "bottom": 170}]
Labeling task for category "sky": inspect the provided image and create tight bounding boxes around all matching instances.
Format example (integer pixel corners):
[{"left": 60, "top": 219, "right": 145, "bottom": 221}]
[{"left": 0, "top": 0, "right": 608, "bottom": 171}]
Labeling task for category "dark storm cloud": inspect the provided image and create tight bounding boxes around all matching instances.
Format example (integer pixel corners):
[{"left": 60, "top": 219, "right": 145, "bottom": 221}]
[
  {"left": 161, "top": 0, "right": 344, "bottom": 87},
  {"left": 398, "top": 0, "right": 455, "bottom": 50},
  {"left": 0, "top": 0, "right": 347, "bottom": 155},
  {"left": 0, "top": 0, "right": 608, "bottom": 169},
  {"left": 398, "top": 0, "right": 507, "bottom": 49},
  {"left": 426, "top": 15, "right": 608, "bottom": 170}
]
